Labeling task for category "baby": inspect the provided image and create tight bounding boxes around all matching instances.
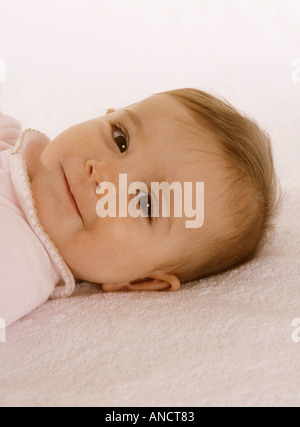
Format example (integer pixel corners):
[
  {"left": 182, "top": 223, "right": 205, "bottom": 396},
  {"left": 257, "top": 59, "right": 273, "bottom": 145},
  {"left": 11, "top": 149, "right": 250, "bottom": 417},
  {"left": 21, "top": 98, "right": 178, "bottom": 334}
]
[{"left": 0, "top": 88, "right": 282, "bottom": 326}]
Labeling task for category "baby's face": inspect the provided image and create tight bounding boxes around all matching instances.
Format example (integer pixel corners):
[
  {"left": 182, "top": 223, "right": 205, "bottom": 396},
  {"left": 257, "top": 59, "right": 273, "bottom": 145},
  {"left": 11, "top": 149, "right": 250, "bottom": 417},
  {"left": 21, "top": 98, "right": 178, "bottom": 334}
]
[{"left": 27, "top": 94, "right": 222, "bottom": 291}]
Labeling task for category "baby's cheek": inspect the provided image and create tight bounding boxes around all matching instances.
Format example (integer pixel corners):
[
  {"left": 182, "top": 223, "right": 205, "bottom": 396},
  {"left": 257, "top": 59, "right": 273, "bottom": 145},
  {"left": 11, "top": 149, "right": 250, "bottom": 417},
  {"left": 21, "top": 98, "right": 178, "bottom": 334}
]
[
  {"left": 96, "top": 216, "right": 134, "bottom": 245},
  {"left": 95, "top": 219, "right": 139, "bottom": 256}
]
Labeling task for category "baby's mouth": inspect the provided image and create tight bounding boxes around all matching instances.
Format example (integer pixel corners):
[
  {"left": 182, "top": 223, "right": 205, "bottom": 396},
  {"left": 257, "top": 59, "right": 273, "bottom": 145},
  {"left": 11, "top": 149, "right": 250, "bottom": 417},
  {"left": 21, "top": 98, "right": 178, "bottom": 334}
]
[{"left": 63, "top": 171, "right": 83, "bottom": 221}]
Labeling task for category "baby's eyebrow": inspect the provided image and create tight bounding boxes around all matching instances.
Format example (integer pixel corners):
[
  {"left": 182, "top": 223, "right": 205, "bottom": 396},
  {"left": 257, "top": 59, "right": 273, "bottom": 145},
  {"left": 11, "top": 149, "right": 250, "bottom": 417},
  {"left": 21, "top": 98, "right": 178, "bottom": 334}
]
[{"left": 123, "top": 109, "right": 143, "bottom": 131}]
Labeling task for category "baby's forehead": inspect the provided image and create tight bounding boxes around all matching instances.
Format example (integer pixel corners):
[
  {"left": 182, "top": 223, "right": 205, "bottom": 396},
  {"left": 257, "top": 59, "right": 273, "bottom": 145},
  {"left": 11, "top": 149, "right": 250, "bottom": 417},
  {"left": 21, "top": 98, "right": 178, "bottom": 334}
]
[
  {"left": 132, "top": 94, "right": 220, "bottom": 147},
  {"left": 153, "top": 122, "right": 223, "bottom": 179},
  {"left": 124, "top": 94, "right": 226, "bottom": 182}
]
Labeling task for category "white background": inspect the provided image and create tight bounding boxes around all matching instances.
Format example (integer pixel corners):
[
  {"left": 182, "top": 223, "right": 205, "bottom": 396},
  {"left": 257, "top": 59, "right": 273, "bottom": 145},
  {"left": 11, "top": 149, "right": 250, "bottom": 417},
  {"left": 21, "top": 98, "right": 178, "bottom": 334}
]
[
  {"left": 1, "top": 0, "right": 300, "bottom": 407},
  {"left": 0, "top": 0, "right": 299, "bottom": 185}
]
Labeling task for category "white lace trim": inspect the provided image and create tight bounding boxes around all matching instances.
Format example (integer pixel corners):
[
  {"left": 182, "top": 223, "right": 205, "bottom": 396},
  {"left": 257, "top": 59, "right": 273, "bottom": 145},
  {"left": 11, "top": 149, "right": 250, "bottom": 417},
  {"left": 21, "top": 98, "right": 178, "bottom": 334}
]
[{"left": 11, "top": 128, "right": 75, "bottom": 299}]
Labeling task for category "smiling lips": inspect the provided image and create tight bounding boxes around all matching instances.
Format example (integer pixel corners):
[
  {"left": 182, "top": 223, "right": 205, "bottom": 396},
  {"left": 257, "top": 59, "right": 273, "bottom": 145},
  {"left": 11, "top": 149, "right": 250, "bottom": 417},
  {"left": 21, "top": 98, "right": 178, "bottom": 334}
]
[{"left": 63, "top": 172, "right": 82, "bottom": 220}]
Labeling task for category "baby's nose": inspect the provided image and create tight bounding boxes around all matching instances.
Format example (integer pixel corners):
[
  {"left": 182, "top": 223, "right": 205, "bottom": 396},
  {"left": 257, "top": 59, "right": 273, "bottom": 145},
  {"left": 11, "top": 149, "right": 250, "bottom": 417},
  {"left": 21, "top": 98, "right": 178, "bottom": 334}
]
[{"left": 85, "top": 159, "right": 118, "bottom": 184}]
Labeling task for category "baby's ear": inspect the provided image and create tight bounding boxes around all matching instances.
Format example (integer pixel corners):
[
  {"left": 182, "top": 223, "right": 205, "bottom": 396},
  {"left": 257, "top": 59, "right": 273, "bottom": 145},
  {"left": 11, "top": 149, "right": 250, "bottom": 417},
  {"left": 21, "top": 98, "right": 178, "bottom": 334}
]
[
  {"left": 102, "top": 271, "right": 181, "bottom": 292},
  {"left": 106, "top": 108, "right": 115, "bottom": 115}
]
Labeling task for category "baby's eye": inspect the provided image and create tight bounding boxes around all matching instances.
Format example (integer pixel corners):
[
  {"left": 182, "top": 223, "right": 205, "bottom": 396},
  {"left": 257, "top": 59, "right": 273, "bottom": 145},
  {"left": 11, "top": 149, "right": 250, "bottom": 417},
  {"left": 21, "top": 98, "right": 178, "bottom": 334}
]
[
  {"left": 137, "top": 190, "right": 157, "bottom": 221},
  {"left": 112, "top": 124, "right": 128, "bottom": 153}
]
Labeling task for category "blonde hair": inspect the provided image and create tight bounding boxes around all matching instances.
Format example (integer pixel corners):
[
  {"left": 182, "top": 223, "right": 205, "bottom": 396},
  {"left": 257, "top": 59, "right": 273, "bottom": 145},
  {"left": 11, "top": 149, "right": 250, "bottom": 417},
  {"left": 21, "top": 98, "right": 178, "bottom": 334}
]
[{"left": 157, "top": 88, "right": 283, "bottom": 283}]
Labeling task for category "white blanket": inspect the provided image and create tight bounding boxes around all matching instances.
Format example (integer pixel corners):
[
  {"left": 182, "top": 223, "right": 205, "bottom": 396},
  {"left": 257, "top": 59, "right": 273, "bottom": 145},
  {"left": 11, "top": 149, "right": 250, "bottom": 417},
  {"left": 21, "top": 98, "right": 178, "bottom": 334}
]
[{"left": 0, "top": 0, "right": 299, "bottom": 407}]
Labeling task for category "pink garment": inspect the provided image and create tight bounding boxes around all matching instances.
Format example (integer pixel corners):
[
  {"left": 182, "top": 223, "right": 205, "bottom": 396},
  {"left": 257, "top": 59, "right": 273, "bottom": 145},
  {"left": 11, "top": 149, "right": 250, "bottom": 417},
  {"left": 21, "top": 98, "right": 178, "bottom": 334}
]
[{"left": 0, "top": 111, "right": 75, "bottom": 326}]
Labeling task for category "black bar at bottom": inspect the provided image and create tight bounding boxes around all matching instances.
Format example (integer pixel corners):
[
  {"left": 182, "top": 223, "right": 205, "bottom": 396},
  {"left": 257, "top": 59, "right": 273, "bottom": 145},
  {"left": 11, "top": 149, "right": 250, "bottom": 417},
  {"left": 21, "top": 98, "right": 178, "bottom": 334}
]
[{"left": 98, "top": 407, "right": 206, "bottom": 423}]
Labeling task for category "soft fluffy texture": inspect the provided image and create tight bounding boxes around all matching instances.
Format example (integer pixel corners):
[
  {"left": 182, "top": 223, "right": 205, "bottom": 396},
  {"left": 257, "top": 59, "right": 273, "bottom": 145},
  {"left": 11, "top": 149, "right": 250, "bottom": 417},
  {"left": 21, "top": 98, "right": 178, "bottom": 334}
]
[{"left": 0, "top": 0, "right": 299, "bottom": 407}]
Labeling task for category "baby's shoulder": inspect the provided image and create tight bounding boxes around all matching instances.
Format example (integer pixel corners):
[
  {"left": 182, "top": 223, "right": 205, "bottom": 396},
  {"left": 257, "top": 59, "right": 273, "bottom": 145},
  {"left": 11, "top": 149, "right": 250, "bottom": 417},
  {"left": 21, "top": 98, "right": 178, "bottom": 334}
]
[
  {"left": 0, "top": 204, "right": 53, "bottom": 288},
  {"left": 0, "top": 111, "right": 22, "bottom": 148},
  {"left": 0, "top": 204, "right": 54, "bottom": 325}
]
